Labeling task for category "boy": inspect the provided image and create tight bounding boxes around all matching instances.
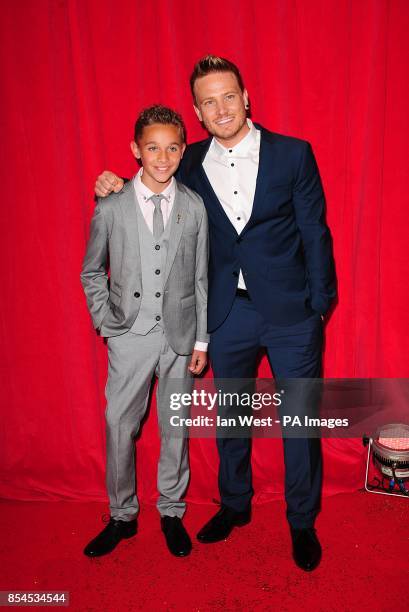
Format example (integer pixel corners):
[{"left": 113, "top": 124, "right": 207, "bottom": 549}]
[{"left": 80, "top": 105, "right": 209, "bottom": 558}]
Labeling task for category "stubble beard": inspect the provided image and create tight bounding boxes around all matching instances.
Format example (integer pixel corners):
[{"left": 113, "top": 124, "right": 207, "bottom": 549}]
[{"left": 206, "top": 112, "right": 248, "bottom": 145}]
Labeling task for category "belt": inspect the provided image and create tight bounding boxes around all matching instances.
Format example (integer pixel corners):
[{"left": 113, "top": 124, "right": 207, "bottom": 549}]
[{"left": 236, "top": 288, "right": 251, "bottom": 299}]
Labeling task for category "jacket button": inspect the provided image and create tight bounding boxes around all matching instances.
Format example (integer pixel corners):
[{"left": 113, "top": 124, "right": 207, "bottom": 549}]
[
  {"left": 134, "top": 292, "right": 140, "bottom": 298},
  {"left": 155, "top": 292, "right": 161, "bottom": 298},
  {"left": 155, "top": 269, "right": 160, "bottom": 275},
  {"left": 155, "top": 244, "right": 160, "bottom": 250},
  {"left": 155, "top": 315, "right": 161, "bottom": 321},
  {"left": 233, "top": 271, "right": 239, "bottom": 277}
]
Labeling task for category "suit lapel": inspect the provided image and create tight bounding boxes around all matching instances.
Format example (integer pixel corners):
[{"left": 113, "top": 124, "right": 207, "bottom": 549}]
[
  {"left": 189, "top": 139, "right": 238, "bottom": 237},
  {"left": 199, "top": 164, "right": 239, "bottom": 235},
  {"left": 241, "top": 127, "right": 281, "bottom": 234},
  {"left": 119, "top": 180, "right": 142, "bottom": 284},
  {"left": 163, "top": 183, "right": 188, "bottom": 284},
  {"left": 241, "top": 128, "right": 270, "bottom": 234}
]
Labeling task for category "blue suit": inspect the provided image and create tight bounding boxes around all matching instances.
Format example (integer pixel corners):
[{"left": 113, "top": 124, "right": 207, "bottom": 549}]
[{"left": 179, "top": 124, "right": 336, "bottom": 528}]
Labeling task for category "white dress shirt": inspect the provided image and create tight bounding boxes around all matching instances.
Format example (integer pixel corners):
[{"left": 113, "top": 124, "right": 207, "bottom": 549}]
[
  {"left": 203, "top": 119, "right": 260, "bottom": 290},
  {"left": 133, "top": 168, "right": 175, "bottom": 230},
  {"left": 133, "top": 169, "right": 208, "bottom": 352}
]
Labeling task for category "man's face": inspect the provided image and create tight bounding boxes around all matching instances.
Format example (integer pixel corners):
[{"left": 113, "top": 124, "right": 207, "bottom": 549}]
[
  {"left": 131, "top": 123, "right": 186, "bottom": 192},
  {"left": 193, "top": 71, "right": 249, "bottom": 147}
]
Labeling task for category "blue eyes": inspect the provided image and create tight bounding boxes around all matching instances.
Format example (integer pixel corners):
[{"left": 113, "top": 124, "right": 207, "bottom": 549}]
[{"left": 203, "top": 94, "right": 236, "bottom": 106}]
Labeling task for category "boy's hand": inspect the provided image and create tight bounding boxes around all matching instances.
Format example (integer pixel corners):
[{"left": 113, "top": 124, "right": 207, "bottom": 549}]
[
  {"left": 95, "top": 171, "right": 124, "bottom": 197},
  {"left": 188, "top": 350, "right": 207, "bottom": 375}
]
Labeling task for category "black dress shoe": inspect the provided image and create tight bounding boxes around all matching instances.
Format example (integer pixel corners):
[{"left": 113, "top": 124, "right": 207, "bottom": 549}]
[
  {"left": 83, "top": 518, "right": 137, "bottom": 557},
  {"left": 291, "top": 527, "right": 322, "bottom": 571},
  {"left": 196, "top": 505, "right": 251, "bottom": 543},
  {"left": 161, "top": 516, "right": 192, "bottom": 557}
]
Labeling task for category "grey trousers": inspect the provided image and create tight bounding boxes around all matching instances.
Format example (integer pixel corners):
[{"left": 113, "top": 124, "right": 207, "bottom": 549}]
[{"left": 105, "top": 326, "right": 191, "bottom": 521}]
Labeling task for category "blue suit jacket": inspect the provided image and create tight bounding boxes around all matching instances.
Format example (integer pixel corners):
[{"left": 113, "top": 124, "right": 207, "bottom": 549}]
[{"left": 177, "top": 123, "right": 336, "bottom": 332}]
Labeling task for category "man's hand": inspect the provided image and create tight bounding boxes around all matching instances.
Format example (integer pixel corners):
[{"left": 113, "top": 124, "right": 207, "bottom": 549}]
[
  {"left": 95, "top": 171, "right": 124, "bottom": 197},
  {"left": 188, "top": 350, "right": 207, "bottom": 375}
]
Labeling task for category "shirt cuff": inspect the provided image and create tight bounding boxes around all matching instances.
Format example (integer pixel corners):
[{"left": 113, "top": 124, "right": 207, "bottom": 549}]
[{"left": 194, "top": 341, "right": 208, "bottom": 352}]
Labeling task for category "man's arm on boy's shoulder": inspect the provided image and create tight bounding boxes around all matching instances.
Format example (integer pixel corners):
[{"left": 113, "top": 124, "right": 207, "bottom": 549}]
[
  {"left": 80, "top": 203, "right": 110, "bottom": 331},
  {"left": 94, "top": 163, "right": 184, "bottom": 197},
  {"left": 95, "top": 171, "right": 124, "bottom": 197}
]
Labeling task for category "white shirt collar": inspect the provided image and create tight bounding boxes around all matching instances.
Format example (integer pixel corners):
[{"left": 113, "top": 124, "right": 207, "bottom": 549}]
[
  {"left": 133, "top": 168, "right": 175, "bottom": 202},
  {"left": 211, "top": 119, "right": 259, "bottom": 159}
]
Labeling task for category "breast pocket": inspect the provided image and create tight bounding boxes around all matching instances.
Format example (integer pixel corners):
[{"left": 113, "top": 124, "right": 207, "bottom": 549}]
[
  {"left": 267, "top": 182, "right": 292, "bottom": 193},
  {"left": 265, "top": 184, "right": 293, "bottom": 216},
  {"left": 182, "top": 233, "right": 197, "bottom": 267}
]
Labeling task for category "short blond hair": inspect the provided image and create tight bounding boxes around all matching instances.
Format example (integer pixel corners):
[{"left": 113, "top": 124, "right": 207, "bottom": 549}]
[{"left": 190, "top": 55, "right": 245, "bottom": 101}]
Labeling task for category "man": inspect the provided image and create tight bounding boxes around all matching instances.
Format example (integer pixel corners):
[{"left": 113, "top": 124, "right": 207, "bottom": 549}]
[{"left": 96, "top": 56, "right": 336, "bottom": 571}]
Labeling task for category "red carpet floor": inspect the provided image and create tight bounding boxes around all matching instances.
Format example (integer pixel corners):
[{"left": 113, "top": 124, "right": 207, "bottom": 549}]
[{"left": 0, "top": 492, "right": 407, "bottom": 611}]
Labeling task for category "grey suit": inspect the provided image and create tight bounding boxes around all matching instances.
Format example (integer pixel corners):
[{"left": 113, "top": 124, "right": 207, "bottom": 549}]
[
  {"left": 81, "top": 180, "right": 209, "bottom": 352},
  {"left": 81, "top": 178, "right": 209, "bottom": 520}
]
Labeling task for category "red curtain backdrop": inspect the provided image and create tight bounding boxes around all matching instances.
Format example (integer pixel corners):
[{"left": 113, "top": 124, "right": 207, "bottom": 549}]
[{"left": 1, "top": 0, "right": 408, "bottom": 505}]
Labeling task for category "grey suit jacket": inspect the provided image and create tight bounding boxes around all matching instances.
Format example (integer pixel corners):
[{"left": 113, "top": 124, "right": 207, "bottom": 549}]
[{"left": 80, "top": 179, "right": 209, "bottom": 355}]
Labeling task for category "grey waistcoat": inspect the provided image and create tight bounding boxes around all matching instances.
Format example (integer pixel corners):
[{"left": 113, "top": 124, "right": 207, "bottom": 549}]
[{"left": 130, "top": 196, "right": 172, "bottom": 335}]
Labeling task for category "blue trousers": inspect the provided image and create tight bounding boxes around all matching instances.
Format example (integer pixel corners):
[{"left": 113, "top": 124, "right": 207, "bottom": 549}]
[{"left": 209, "top": 295, "right": 323, "bottom": 529}]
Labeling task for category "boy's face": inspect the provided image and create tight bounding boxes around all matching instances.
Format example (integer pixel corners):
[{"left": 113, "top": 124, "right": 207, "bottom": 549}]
[
  {"left": 193, "top": 71, "right": 249, "bottom": 148},
  {"left": 131, "top": 123, "right": 186, "bottom": 192}
]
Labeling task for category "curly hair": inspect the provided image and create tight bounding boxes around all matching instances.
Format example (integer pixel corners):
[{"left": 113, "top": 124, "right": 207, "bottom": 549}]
[{"left": 134, "top": 104, "right": 186, "bottom": 143}]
